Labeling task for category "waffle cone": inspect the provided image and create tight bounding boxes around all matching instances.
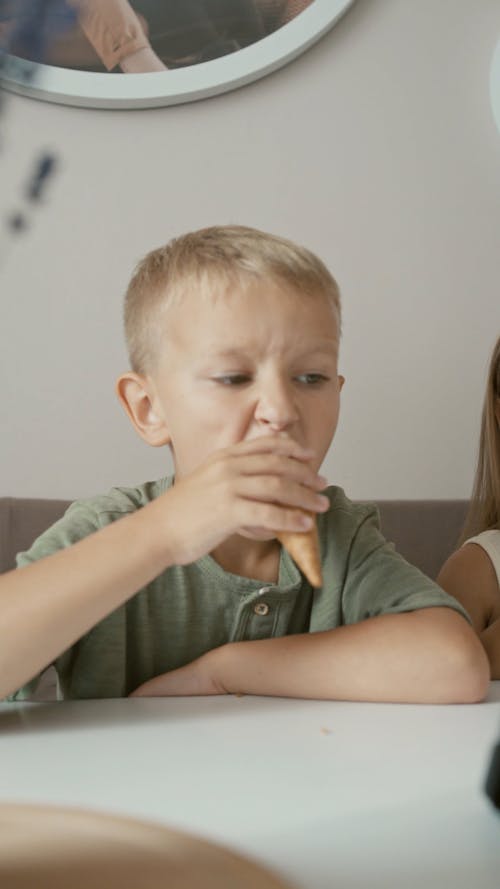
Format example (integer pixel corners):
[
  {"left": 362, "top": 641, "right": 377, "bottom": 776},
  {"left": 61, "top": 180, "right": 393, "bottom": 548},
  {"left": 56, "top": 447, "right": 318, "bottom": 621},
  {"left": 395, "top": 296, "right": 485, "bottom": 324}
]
[{"left": 277, "top": 515, "right": 322, "bottom": 588}]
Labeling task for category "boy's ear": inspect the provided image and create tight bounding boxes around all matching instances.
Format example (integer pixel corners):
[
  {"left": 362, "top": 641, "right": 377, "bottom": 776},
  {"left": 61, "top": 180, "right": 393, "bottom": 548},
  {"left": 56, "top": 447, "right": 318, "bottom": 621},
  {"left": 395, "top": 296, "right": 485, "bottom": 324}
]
[
  {"left": 338, "top": 374, "right": 345, "bottom": 391},
  {"left": 115, "top": 372, "right": 171, "bottom": 448}
]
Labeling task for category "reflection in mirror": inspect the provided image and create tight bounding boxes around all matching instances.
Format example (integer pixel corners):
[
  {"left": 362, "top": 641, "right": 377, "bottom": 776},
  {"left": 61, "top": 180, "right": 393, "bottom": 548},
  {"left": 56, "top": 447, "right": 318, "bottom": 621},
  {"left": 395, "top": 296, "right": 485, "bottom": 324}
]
[
  {"left": 1, "top": 0, "right": 316, "bottom": 73},
  {"left": 0, "top": 0, "right": 356, "bottom": 108}
]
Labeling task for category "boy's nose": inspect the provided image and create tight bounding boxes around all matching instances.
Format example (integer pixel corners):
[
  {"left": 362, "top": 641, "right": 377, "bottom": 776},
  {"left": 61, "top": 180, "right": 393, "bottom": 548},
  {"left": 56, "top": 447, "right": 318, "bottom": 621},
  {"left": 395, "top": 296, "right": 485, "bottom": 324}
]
[{"left": 254, "top": 380, "right": 299, "bottom": 431}]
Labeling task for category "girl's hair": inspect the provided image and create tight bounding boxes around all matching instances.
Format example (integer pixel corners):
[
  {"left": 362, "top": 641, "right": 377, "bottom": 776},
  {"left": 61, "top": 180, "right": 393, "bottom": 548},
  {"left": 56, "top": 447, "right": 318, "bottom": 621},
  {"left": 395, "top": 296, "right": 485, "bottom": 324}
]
[
  {"left": 460, "top": 335, "right": 500, "bottom": 543},
  {"left": 123, "top": 225, "right": 341, "bottom": 375}
]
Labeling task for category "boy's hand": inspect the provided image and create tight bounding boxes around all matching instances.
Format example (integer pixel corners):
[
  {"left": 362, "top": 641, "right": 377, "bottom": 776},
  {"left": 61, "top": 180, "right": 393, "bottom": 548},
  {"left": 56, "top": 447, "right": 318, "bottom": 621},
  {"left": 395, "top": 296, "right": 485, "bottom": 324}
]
[
  {"left": 129, "top": 650, "right": 227, "bottom": 698},
  {"left": 156, "top": 436, "right": 329, "bottom": 566}
]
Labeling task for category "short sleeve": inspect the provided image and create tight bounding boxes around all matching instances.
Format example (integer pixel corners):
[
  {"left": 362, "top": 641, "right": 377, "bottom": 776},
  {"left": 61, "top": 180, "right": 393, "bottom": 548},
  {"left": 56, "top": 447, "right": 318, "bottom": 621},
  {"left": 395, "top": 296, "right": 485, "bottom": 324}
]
[
  {"left": 5, "top": 502, "right": 104, "bottom": 701},
  {"left": 16, "top": 501, "right": 102, "bottom": 570},
  {"left": 341, "top": 506, "right": 472, "bottom": 625}
]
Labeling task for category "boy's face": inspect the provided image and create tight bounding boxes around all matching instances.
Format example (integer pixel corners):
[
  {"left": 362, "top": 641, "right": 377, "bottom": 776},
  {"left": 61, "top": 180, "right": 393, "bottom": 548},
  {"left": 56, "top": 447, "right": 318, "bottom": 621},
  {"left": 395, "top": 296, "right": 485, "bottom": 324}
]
[{"left": 148, "top": 279, "right": 344, "bottom": 479}]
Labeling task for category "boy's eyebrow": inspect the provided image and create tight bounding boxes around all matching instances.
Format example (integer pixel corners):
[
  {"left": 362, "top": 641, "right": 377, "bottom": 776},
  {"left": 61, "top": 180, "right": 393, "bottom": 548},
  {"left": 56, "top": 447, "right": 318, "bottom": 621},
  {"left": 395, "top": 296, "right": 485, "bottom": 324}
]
[
  {"left": 204, "top": 348, "right": 250, "bottom": 361},
  {"left": 206, "top": 342, "right": 338, "bottom": 361}
]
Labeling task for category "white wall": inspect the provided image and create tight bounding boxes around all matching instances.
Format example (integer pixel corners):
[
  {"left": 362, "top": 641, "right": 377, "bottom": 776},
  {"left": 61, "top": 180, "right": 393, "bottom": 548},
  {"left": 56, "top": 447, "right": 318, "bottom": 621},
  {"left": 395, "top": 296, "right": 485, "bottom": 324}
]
[{"left": 1, "top": 0, "right": 499, "bottom": 501}]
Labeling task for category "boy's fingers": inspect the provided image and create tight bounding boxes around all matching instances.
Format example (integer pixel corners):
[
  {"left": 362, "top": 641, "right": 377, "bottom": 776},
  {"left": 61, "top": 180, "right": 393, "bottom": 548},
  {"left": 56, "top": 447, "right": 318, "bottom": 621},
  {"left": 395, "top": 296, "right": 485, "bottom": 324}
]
[
  {"left": 230, "top": 452, "right": 326, "bottom": 490},
  {"left": 219, "top": 435, "right": 315, "bottom": 463},
  {"left": 235, "top": 476, "right": 329, "bottom": 515}
]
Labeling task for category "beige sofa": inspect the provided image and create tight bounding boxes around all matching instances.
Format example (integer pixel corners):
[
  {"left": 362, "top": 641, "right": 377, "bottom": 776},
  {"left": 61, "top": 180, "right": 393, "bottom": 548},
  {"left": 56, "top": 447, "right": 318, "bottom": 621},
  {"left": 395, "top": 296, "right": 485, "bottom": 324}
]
[
  {"left": 0, "top": 496, "right": 468, "bottom": 701},
  {"left": 0, "top": 496, "right": 468, "bottom": 579}
]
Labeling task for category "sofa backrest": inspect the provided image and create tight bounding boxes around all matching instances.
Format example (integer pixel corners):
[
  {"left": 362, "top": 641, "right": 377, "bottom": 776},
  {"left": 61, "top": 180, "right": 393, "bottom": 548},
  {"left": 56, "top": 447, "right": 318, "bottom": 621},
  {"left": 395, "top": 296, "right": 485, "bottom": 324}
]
[
  {"left": 374, "top": 499, "right": 467, "bottom": 578},
  {"left": 0, "top": 496, "right": 468, "bottom": 580},
  {"left": 0, "top": 498, "right": 71, "bottom": 576}
]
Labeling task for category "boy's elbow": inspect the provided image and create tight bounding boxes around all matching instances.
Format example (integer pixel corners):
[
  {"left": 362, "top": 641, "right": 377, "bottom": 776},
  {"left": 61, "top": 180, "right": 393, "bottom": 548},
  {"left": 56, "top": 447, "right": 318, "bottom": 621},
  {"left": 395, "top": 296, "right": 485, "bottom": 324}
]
[
  {"left": 450, "top": 636, "right": 490, "bottom": 702},
  {"left": 408, "top": 608, "right": 489, "bottom": 703},
  {"left": 433, "top": 610, "right": 490, "bottom": 703}
]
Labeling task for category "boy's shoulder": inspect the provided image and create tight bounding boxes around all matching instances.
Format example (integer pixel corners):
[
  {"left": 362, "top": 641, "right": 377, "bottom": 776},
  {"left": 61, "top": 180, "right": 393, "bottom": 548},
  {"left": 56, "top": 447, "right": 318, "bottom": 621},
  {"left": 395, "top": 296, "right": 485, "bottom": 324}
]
[
  {"left": 68, "top": 476, "right": 173, "bottom": 524},
  {"left": 321, "top": 485, "right": 379, "bottom": 525},
  {"left": 16, "top": 477, "right": 173, "bottom": 567},
  {"left": 317, "top": 485, "right": 381, "bottom": 559}
]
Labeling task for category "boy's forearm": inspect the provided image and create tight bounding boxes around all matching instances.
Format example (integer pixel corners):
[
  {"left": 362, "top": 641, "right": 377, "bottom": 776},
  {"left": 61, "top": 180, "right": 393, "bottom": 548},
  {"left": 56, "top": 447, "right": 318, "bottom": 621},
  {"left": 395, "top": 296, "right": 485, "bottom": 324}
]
[
  {"left": 212, "top": 608, "right": 489, "bottom": 704},
  {"left": 480, "top": 619, "right": 500, "bottom": 679},
  {"left": 0, "top": 497, "right": 174, "bottom": 699}
]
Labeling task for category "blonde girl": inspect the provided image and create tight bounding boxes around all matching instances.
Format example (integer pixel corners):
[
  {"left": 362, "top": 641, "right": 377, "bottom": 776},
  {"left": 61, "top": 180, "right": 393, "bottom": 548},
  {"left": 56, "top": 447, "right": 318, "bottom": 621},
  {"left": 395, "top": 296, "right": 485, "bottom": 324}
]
[{"left": 438, "top": 335, "right": 500, "bottom": 677}]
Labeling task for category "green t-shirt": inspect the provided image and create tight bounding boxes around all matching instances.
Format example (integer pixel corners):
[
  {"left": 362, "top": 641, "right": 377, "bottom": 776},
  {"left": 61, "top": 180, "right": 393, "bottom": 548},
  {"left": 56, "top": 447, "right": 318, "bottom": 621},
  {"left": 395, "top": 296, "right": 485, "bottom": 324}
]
[{"left": 9, "top": 478, "right": 469, "bottom": 700}]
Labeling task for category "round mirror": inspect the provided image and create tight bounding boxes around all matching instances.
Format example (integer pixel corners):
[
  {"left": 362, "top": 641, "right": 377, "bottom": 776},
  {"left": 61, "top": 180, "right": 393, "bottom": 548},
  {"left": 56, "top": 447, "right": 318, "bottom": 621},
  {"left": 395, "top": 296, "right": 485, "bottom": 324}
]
[{"left": 0, "top": 0, "right": 356, "bottom": 109}]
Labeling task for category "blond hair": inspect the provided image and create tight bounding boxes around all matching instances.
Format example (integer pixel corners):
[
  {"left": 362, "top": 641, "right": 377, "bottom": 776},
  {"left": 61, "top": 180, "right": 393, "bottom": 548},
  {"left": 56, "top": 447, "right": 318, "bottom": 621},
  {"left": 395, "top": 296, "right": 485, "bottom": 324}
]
[
  {"left": 123, "top": 225, "right": 341, "bottom": 374},
  {"left": 460, "top": 335, "right": 500, "bottom": 542}
]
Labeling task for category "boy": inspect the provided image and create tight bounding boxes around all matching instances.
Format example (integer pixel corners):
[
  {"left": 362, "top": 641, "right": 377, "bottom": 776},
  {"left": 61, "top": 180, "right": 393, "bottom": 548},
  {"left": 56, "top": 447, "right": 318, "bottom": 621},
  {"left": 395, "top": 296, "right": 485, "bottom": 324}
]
[{"left": 1, "top": 226, "right": 489, "bottom": 702}]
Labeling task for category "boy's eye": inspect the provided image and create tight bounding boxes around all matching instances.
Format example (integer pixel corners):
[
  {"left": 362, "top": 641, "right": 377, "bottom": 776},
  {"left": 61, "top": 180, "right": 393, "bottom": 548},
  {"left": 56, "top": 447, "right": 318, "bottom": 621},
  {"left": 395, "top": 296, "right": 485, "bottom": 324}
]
[
  {"left": 214, "top": 374, "right": 251, "bottom": 386},
  {"left": 295, "top": 373, "right": 329, "bottom": 385}
]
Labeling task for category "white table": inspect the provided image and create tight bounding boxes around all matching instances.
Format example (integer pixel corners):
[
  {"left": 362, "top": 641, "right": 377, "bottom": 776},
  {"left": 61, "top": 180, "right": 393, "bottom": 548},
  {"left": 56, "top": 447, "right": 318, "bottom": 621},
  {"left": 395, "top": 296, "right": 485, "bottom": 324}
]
[{"left": 1, "top": 684, "right": 499, "bottom": 889}]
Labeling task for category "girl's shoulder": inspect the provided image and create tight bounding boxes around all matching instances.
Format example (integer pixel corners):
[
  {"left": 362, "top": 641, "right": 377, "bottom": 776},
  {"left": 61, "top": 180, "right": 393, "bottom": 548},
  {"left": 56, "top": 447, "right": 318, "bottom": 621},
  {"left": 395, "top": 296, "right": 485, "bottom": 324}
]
[{"left": 437, "top": 531, "right": 500, "bottom": 631}]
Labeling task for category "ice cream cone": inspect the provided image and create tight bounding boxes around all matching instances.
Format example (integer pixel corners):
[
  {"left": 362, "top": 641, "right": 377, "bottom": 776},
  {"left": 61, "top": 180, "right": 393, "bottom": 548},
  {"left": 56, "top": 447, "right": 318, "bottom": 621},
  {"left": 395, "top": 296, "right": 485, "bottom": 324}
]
[{"left": 277, "top": 515, "right": 322, "bottom": 588}]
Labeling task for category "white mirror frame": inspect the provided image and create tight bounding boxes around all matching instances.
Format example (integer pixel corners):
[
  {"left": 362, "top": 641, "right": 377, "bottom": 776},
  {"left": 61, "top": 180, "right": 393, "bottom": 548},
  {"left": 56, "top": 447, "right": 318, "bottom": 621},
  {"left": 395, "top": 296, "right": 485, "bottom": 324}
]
[
  {"left": 0, "top": 0, "right": 356, "bottom": 109},
  {"left": 491, "top": 39, "right": 500, "bottom": 136}
]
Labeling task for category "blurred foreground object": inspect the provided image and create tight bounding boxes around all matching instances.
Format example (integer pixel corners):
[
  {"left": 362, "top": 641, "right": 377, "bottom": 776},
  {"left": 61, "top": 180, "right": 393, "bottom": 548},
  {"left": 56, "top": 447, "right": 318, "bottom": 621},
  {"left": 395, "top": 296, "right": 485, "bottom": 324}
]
[
  {"left": 1, "top": 145, "right": 58, "bottom": 243},
  {"left": 0, "top": 0, "right": 76, "bottom": 64},
  {"left": 485, "top": 739, "right": 500, "bottom": 810},
  {"left": 0, "top": 802, "right": 293, "bottom": 889},
  {"left": 0, "top": 2, "right": 66, "bottom": 257}
]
